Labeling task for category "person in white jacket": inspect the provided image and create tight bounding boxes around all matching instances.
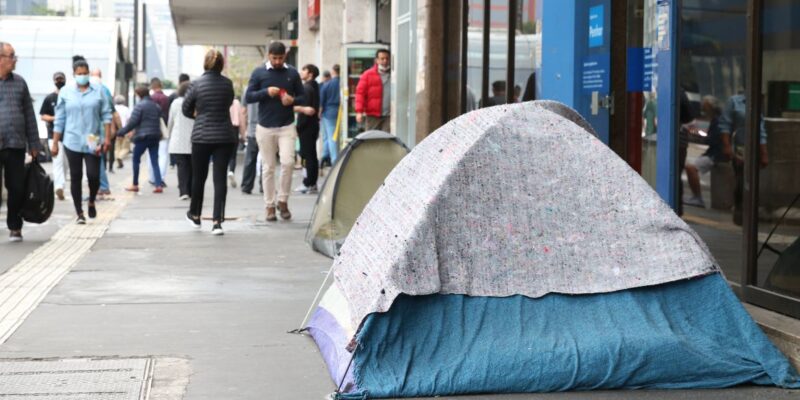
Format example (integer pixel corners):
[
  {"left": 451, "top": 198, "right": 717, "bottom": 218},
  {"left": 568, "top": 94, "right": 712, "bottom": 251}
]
[{"left": 168, "top": 82, "right": 195, "bottom": 200}]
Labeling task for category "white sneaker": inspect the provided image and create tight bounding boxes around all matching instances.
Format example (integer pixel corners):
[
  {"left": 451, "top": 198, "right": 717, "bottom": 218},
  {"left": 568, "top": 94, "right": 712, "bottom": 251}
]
[
  {"left": 211, "top": 223, "right": 224, "bottom": 236},
  {"left": 179, "top": 194, "right": 190, "bottom": 200},
  {"left": 683, "top": 196, "right": 706, "bottom": 208},
  {"left": 227, "top": 171, "right": 237, "bottom": 188},
  {"left": 294, "top": 185, "right": 309, "bottom": 194}
]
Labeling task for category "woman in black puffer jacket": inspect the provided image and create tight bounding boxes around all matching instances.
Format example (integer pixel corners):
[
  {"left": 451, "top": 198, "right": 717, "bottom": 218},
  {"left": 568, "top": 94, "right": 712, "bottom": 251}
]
[{"left": 182, "top": 49, "right": 236, "bottom": 235}]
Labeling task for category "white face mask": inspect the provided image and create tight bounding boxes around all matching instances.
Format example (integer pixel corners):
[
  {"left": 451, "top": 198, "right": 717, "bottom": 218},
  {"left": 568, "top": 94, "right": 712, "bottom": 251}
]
[{"left": 378, "top": 64, "right": 390, "bottom": 73}]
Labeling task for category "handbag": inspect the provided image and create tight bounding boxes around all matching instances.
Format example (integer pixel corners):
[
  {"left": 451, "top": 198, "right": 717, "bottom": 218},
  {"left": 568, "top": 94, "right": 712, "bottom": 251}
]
[{"left": 20, "top": 159, "right": 54, "bottom": 224}]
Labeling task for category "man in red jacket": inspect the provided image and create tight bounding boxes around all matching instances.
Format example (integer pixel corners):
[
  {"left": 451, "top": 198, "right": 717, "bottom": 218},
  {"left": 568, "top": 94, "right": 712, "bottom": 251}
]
[{"left": 355, "top": 49, "right": 391, "bottom": 133}]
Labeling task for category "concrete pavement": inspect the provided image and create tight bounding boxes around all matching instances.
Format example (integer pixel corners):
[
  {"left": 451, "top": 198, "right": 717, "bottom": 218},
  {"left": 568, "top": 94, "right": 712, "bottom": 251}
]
[{"left": 0, "top": 157, "right": 798, "bottom": 399}]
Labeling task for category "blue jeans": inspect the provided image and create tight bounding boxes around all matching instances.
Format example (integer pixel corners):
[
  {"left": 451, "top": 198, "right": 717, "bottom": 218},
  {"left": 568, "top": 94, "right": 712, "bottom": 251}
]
[
  {"left": 320, "top": 116, "right": 338, "bottom": 163},
  {"left": 133, "top": 138, "right": 162, "bottom": 187},
  {"left": 99, "top": 153, "right": 109, "bottom": 191}
]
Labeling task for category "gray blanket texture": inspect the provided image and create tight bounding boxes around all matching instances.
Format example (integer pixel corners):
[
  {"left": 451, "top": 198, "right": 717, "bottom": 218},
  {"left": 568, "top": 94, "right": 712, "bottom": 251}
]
[{"left": 333, "top": 101, "right": 719, "bottom": 329}]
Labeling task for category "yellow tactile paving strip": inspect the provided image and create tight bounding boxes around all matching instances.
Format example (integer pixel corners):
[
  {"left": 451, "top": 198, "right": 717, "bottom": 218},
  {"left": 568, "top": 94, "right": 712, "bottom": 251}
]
[{"left": 0, "top": 189, "right": 134, "bottom": 345}]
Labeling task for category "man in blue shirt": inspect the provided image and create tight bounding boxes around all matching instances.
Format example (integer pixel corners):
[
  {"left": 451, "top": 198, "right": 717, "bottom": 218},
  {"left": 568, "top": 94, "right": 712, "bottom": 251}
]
[
  {"left": 319, "top": 64, "right": 341, "bottom": 165},
  {"left": 245, "top": 41, "right": 305, "bottom": 222}
]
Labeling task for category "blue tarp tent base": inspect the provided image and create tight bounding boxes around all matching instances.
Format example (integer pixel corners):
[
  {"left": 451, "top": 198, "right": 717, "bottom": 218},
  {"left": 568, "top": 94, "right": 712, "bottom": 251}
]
[{"left": 315, "top": 273, "right": 800, "bottom": 399}]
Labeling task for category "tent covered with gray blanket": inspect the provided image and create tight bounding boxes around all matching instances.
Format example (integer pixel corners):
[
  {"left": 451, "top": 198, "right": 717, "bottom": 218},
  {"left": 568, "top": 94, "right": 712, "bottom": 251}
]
[{"left": 304, "top": 101, "right": 800, "bottom": 399}]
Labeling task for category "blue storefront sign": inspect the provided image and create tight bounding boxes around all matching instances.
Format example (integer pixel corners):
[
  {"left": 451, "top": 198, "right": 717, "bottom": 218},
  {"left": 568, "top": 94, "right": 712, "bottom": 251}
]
[
  {"left": 589, "top": 5, "right": 604, "bottom": 48},
  {"left": 627, "top": 47, "right": 656, "bottom": 92},
  {"left": 581, "top": 53, "right": 610, "bottom": 93}
]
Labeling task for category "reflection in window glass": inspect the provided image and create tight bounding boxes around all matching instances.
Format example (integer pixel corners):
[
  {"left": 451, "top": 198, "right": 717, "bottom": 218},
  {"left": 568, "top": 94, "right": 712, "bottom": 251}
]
[
  {"left": 515, "top": 0, "right": 541, "bottom": 103},
  {"left": 756, "top": 0, "right": 800, "bottom": 300},
  {"left": 677, "top": 1, "right": 748, "bottom": 284}
]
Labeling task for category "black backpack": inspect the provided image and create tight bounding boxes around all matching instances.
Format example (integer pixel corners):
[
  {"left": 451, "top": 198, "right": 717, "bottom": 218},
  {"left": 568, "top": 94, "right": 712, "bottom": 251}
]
[{"left": 21, "top": 160, "right": 54, "bottom": 224}]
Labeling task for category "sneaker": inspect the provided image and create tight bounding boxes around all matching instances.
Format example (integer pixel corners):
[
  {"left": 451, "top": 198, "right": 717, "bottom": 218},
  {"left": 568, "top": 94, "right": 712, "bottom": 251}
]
[
  {"left": 266, "top": 206, "right": 277, "bottom": 222},
  {"left": 56, "top": 188, "right": 65, "bottom": 201},
  {"left": 117, "top": 159, "right": 124, "bottom": 169},
  {"left": 683, "top": 196, "right": 705, "bottom": 208},
  {"left": 153, "top": 186, "right": 163, "bottom": 194},
  {"left": 76, "top": 214, "right": 86, "bottom": 225},
  {"left": 277, "top": 201, "right": 292, "bottom": 220},
  {"left": 293, "top": 185, "right": 308, "bottom": 194},
  {"left": 211, "top": 223, "right": 224, "bottom": 236},
  {"left": 306, "top": 185, "right": 318, "bottom": 194},
  {"left": 88, "top": 204, "right": 97, "bottom": 219},
  {"left": 228, "top": 171, "right": 237, "bottom": 188},
  {"left": 179, "top": 194, "right": 190, "bottom": 200},
  {"left": 8, "top": 230, "right": 22, "bottom": 242},
  {"left": 186, "top": 211, "right": 201, "bottom": 229},
  {"left": 125, "top": 185, "right": 139, "bottom": 192}
]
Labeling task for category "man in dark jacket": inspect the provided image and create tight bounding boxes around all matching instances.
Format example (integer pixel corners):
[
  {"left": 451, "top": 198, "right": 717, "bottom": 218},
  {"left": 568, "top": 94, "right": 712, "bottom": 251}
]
[
  {"left": 117, "top": 85, "right": 165, "bottom": 192},
  {"left": 245, "top": 41, "right": 304, "bottom": 222},
  {"left": 0, "top": 41, "right": 42, "bottom": 242},
  {"left": 355, "top": 49, "right": 390, "bottom": 133},
  {"left": 294, "top": 64, "right": 320, "bottom": 194}
]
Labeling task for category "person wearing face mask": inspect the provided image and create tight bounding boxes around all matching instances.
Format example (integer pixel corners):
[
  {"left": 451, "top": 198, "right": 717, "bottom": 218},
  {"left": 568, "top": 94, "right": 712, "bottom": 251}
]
[
  {"left": 40, "top": 71, "right": 68, "bottom": 201},
  {"left": 50, "top": 55, "right": 113, "bottom": 224},
  {"left": 355, "top": 49, "right": 391, "bottom": 133}
]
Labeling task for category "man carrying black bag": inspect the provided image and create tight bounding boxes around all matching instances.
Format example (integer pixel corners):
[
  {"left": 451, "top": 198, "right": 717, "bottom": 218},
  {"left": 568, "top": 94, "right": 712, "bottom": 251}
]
[
  {"left": 0, "top": 41, "right": 43, "bottom": 242},
  {"left": 21, "top": 160, "right": 54, "bottom": 225}
]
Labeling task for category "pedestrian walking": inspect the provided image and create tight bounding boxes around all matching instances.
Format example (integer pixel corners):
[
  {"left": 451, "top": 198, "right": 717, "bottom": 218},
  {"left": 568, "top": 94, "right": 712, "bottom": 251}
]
[
  {"left": 50, "top": 55, "right": 112, "bottom": 224},
  {"left": 239, "top": 87, "right": 261, "bottom": 195},
  {"left": 116, "top": 84, "right": 164, "bottom": 193},
  {"left": 245, "top": 41, "right": 304, "bottom": 222},
  {"left": 90, "top": 68, "right": 117, "bottom": 197},
  {"left": 319, "top": 64, "right": 340, "bottom": 165},
  {"left": 294, "top": 64, "right": 320, "bottom": 194},
  {"left": 183, "top": 49, "right": 237, "bottom": 235},
  {"left": 113, "top": 95, "right": 131, "bottom": 169},
  {"left": 226, "top": 96, "right": 244, "bottom": 188},
  {"left": 355, "top": 49, "right": 391, "bottom": 132},
  {"left": 0, "top": 41, "right": 43, "bottom": 241},
  {"left": 168, "top": 81, "right": 194, "bottom": 200},
  {"left": 148, "top": 77, "right": 169, "bottom": 187},
  {"left": 168, "top": 73, "right": 190, "bottom": 170},
  {"left": 40, "top": 71, "right": 68, "bottom": 201}
]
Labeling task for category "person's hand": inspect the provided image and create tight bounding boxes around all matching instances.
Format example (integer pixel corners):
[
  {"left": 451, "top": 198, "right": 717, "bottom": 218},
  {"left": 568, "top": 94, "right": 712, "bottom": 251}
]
[
  {"left": 30, "top": 148, "right": 40, "bottom": 159},
  {"left": 267, "top": 87, "right": 281, "bottom": 97},
  {"left": 281, "top": 94, "right": 294, "bottom": 106},
  {"left": 126, "top": 132, "right": 134, "bottom": 140},
  {"left": 356, "top": 113, "right": 364, "bottom": 124},
  {"left": 50, "top": 142, "right": 59, "bottom": 157},
  {"left": 303, "top": 107, "right": 316, "bottom": 116},
  {"left": 722, "top": 143, "right": 733, "bottom": 161}
]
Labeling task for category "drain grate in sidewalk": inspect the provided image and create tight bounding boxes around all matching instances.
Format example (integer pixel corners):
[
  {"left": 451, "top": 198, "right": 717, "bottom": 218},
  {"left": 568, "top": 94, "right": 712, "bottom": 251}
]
[{"left": 0, "top": 358, "right": 152, "bottom": 400}]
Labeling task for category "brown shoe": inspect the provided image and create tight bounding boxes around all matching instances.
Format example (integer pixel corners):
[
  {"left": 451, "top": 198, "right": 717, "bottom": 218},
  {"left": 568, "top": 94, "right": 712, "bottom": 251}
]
[
  {"left": 277, "top": 201, "right": 292, "bottom": 220},
  {"left": 55, "top": 188, "right": 65, "bottom": 201},
  {"left": 266, "top": 206, "right": 277, "bottom": 222}
]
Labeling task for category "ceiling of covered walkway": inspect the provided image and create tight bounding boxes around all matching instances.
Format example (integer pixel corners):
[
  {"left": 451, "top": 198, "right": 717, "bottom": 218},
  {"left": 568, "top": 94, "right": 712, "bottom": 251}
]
[{"left": 169, "top": 0, "right": 295, "bottom": 46}]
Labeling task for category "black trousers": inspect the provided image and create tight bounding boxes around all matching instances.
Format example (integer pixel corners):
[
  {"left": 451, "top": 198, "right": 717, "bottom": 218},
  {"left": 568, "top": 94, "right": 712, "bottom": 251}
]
[
  {"left": 173, "top": 153, "right": 192, "bottom": 197},
  {"left": 0, "top": 148, "right": 26, "bottom": 230},
  {"left": 190, "top": 142, "right": 235, "bottom": 222},
  {"left": 64, "top": 147, "right": 101, "bottom": 215},
  {"left": 240, "top": 136, "right": 260, "bottom": 193},
  {"left": 227, "top": 127, "right": 240, "bottom": 173},
  {"left": 298, "top": 125, "right": 319, "bottom": 187}
]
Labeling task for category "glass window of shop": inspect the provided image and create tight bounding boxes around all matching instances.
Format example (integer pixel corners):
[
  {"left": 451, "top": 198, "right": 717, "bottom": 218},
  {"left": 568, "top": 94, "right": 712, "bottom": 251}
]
[
  {"left": 463, "top": 0, "right": 541, "bottom": 111},
  {"left": 751, "top": 0, "right": 800, "bottom": 314},
  {"left": 674, "top": 0, "right": 749, "bottom": 285}
]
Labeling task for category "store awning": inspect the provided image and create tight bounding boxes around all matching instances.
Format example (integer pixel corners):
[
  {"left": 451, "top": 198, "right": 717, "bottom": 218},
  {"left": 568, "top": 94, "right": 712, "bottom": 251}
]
[{"left": 169, "top": 0, "right": 295, "bottom": 46}]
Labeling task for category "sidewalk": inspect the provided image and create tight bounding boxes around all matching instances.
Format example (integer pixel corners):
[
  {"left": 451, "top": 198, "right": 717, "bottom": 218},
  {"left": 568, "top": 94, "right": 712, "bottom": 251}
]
[{"left": 0, "top": 158, "right": 798, "bottom": 399}]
